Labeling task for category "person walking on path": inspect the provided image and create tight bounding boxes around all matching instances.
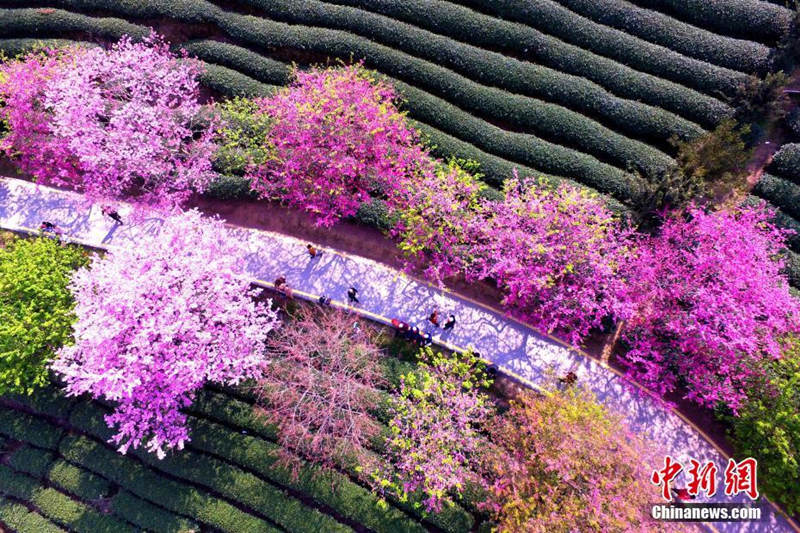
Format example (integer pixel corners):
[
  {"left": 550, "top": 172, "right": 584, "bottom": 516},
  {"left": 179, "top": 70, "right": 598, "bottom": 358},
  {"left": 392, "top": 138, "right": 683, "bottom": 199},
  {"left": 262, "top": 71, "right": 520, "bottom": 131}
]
[
  {"left": 318, "top": 295, "right": 331, "bottom": 306},
  {"left": 442, "top": 314, "right": 456, "bottom": 330},
  {"left": 559, "top": 371, "right": 578, "bottom": 387},
  {"left": 274, "top": 276, "right": 287, "bottom": 289},
  {"left": 428, "top": 309, "right": 440, "bottom": 327},
  {"left": 347, "top": 286, "right": 359, "bottom": 304},
  {"left": 306, "top": 243, "right": 320, "bottom": 259},
  {"left": 101, "top": 205, "right": 123, "bottom": 225}
]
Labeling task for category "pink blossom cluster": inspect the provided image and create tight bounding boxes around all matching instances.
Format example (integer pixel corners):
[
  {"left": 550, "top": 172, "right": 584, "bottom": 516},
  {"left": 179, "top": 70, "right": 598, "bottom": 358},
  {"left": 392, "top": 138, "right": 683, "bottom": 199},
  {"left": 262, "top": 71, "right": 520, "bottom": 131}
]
[
  {"left": 621, "top": 203, "right": 800, "bottom": 410},
  {"left": 52, "top": 210, "right": 279, "bottom": 458},
  {"left": 0, "top": 34, "right": 216, "bottom": 209},
  {"left": 246, "top": 64, "right": 430, "bottom": 227},
  {"left": 467, "top": 176, "right": 636, "bottom": 346}
]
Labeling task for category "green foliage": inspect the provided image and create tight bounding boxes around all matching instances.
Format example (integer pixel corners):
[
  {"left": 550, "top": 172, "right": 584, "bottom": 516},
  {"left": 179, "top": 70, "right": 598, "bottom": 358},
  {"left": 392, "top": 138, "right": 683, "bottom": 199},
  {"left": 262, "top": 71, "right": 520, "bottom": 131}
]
[
  {"left": 452, "top": 0, "right": 747, "bottom": 98},
  {"left": 769, "top": 143, "right": 800, "bottom": 185},
  {"left": 328, "top": 0, "right": 731, "bottom": 128},
  {"left": 59, "top": 431, "right": 280, "bottom": 533},
  {"left": 0, "top": 464, "right": 133, "bottom": 533},
  {"left": 0, "top": 498, "right": 66, "bottom": 533},
  {"left": 0, "top": 236, "right": 89, "bottom": 395},
  {"left": 0, "top": 405, "right": 64, "bottom": 450},
  {"left": 556, "top": 0, "right": 771, "bottom": 73},
  {"left": 183, "top": 39, "right": 291, "bottom": 86},
  {"left": 727, "top": 338, "right": 800, "bottom": 514},
  {"left": 204, "top": 174, "right": 258, "bottom": 200},
  {"left": 110, "top": 490, "right": 200, "bottom": 533},
  {"left": 673, "top": 119, "right": 752, "bottom": 199},
  {"left": 199, "top": 63, "right": 276, "bottom": 98},
  {"left": 732, "top": 71, "right": 790, "bottom": 125},
  {"left": 234, "top": 0, "right": 703, "bottom": 147},
  {"left": 754, "top": 173, "right": 800, "bottom": 221},
  {"left": 0, "top": 8, "right": 147, "bottom": 41},
  {"left": 630, "top": 0, "right": 793, "bottom": 42},
  {"left": 214, "top": 96, "right": 275, "bottom": 176},
  {"left": 354, "top": 198, "right": 394, "bottom": 231}
]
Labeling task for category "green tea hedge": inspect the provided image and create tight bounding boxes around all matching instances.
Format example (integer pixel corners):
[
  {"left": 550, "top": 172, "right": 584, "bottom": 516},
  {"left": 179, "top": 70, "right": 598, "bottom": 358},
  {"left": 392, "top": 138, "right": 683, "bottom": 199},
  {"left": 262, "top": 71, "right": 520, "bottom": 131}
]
[
  {"left": 0, "top": 499, "right": 65, "bottom": 533},
  {"left": 556, "top": 0, "right": 771, "bottom": 73},
  {"left": 753, "top": 173, "right": 800, "bottom": 222},
  {"left": 630, "top": 0, "right": 792, "bottom": 43},
  {"left": 235, "top": 0, "right": 705, "bottom": 145},
  {"left": 325, "top": 0, "right": 732, "bottom": 128},
  {"left": 451, "top": 0, "right": 747, "bottom": 97},
  {"left": 769, "top": 143, "right": 800, "bottom": 185}
]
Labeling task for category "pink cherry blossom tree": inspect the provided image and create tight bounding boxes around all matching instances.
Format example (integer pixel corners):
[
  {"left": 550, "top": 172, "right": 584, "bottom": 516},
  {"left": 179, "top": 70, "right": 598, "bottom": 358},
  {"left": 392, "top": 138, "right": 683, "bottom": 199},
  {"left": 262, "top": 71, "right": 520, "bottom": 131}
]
[
  {"left": 373, "top": 348, "right": 494, "bottom": 513},
  {"left": 387, "top": 159, "right": 486, "bottom": 283},
  {"left": 0, "top": 33, "right": 217, "bottom": 209},
  {"left": 246, "top": 64, "right": 431, "bottom": 227},
  {"left": 469, "top": 176, "right": 636, "bottom": 346},
  {"left": 254, "top": 307, "right": 385, "bottom": 471},
  {"left": 621, "top": 202, "right": 800, "bottom": 411},
  {"left": 481, "top": 386, "right": 677, "bottom": 532},
  {"left": 52, "top": 210, "right": 279, "bottom": 458}
]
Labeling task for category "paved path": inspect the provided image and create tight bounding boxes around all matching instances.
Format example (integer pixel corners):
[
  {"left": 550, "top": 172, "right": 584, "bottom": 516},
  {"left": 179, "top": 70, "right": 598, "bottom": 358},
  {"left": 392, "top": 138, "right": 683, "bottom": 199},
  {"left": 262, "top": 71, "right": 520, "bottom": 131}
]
[{"left": 0, "top": 177, "right": 794, "bottom": 533}]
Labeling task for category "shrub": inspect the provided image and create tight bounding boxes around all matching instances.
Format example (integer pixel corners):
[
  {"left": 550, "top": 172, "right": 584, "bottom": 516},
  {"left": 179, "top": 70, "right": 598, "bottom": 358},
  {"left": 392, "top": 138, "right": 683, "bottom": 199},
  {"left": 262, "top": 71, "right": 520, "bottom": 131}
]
[
  {"left": 451, "top": 0, "right": 747, "bottom": 98},
  {"left": 622, "top": 203, "right": 800, "bottom": 410},
  {"left": 59, "top": 432, "right": 277, "bottom": 532},
  {"left": 392, "top": 81, "right": 637, "bottom": 203},
  {"left": 556, "top": 0, "right": 771, "bottom": 73},
  {"left": 388, "top": 159, "right": 486, "bottom": 282},
  {"left": 327, "top": 0, "right": 731, "bottom": 128},
  {"left": 52, "top": 210, "right": 280, "bottom": 458},
  {"left": 469, "top": 178, "right": 636, "bottom": 346},
  {"left": 0, "top": 499, "right": 65, "bottom": 533},
  {"left": 726, "top": 337, "right": 800, "bottom": 514},
  {"left": 374, "top": 348, "right": 494, "bottom": 513},
  {"left": 630, "top": 0, "right": 792, "bottom": 42},
  {"left": 247, "top": 64, "right": 431, "bottom": 227},
  {"left": 0, "top": 8, "right": 147, "bottom": 42},
  {"left": 255, "top": 307, "right": 386, "bottom": 471},
  {"left": 754, "top": 173, "right": 800, "bottom": 221},
  {"left": 0, "top": 465, "right": 134, "bottom": 533},
  {"left": 481, "top": 387, "right": 673, "bottom": 532},
  {"left": 0, "top": 32, "right": 218, "bottom": 209},
  {"left": 353, "top": 198, "right": 394, "bottom": 231},
  {"left": 110, "top": 490, "right": 200, "bottom": 533},
  {"left": 204, "top": 174, "right": 258, "bottom": 201},
  {"left": 217, "top": 12, "right": 674, "bottom": 176},
  {"left": 200, "top": 62, "right": 276, "bottom": 98},
  {"left": 237, "top": 0, "right": 705, "bottom": 146},
  {"left": 769, "top": 143, "right": 800, "bottom": 185},
  {"left": 214, "top": 96, "right": 275, "bottom": 176},
  {"left": 0, "top": 236, "right": 89, "bottom": 396},
  {"left": 183, "top": 39, "right": 291, "bottom": 86}
]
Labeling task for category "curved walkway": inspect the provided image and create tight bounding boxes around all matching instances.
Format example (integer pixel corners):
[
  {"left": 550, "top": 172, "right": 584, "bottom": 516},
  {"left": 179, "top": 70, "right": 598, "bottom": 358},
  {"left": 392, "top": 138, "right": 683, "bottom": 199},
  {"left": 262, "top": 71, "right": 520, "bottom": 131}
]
[{"left": 0, "top": 177, "right": 794, "bottom": 533}]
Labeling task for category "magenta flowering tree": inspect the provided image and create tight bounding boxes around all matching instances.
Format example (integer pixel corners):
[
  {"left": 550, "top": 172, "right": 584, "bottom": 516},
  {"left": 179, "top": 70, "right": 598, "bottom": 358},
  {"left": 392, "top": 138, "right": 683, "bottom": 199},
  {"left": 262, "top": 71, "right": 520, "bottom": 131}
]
[
  {"left": 469, "top": 177, "right": 636, "bottom": 346},
  {"left": 387, "top": 160, "right": 485, "bottom": 283},
  {"left": 247, "top": 64, "right": 430, "bottom": 227},
  {"left": 52, "top": 210, "right": 279, "bottom": 458},
  {"left": 0, "top": 34, "right": 216, "bottom": 209},
  {"left": 622, "top": 203, "right": 800, "bottom": 411},
  {"left": 373, "top": 348, "right": 494, "bottom": 513}
]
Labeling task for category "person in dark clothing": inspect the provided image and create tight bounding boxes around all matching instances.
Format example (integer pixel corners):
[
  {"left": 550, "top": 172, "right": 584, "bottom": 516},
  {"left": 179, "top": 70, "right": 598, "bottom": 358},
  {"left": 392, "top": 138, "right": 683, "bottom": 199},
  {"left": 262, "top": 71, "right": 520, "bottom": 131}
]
[
  {"left": 347, "top": 286, "right": 359, "bottom": 304},
  {"left": 559, "top": 371, "right": 578, "bottom": 386},
  {"left": 101, "top": 205, "right": 123, "bottom": 225},
  {"left": 274, "top": 276, "right": 287, "bottom": 289},
  {"left": 391, "top": 318, "right": 411, "bottom": 338},
  {"left": 428, "top": 310, "right": 440, "bottom": 327},
  {"left": 318, "top": 295, "right": 331, "bottom": 306},
  {"left": 420, "top": 332, "right": 433, "bottom": 346},
  {"left": 306, "top": 243, "right": 318, "bottom": 258},
  {"left": 442, "top": 314, "right": 456, "bottom": 330}
]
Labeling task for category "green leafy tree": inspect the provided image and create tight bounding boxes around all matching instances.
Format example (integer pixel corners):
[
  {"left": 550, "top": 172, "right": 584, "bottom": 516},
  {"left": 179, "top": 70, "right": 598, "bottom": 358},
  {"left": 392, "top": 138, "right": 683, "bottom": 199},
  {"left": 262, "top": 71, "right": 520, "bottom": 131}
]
[
  {"left": 727, "top": 337, "right": 800, "bottom": 514},
  {"left": 213, "top": 96, "right": 275, "bottom": 176},
  {"left": 0, "top": 236, "right": 89, "bottom": 395}
]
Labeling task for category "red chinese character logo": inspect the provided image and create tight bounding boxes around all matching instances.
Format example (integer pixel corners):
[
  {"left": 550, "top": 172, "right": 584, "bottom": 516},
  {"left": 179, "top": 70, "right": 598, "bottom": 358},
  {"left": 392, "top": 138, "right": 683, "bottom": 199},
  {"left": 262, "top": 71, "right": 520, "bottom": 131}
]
[
  {"left": 651, "top": 455, "right": 683, "bottom": 500},
  {"left": 724, "top": 458, "right": 759, "bottom": 500},
  {"left": 686, "top": 459, "right": 718, "bottom": 497}
]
